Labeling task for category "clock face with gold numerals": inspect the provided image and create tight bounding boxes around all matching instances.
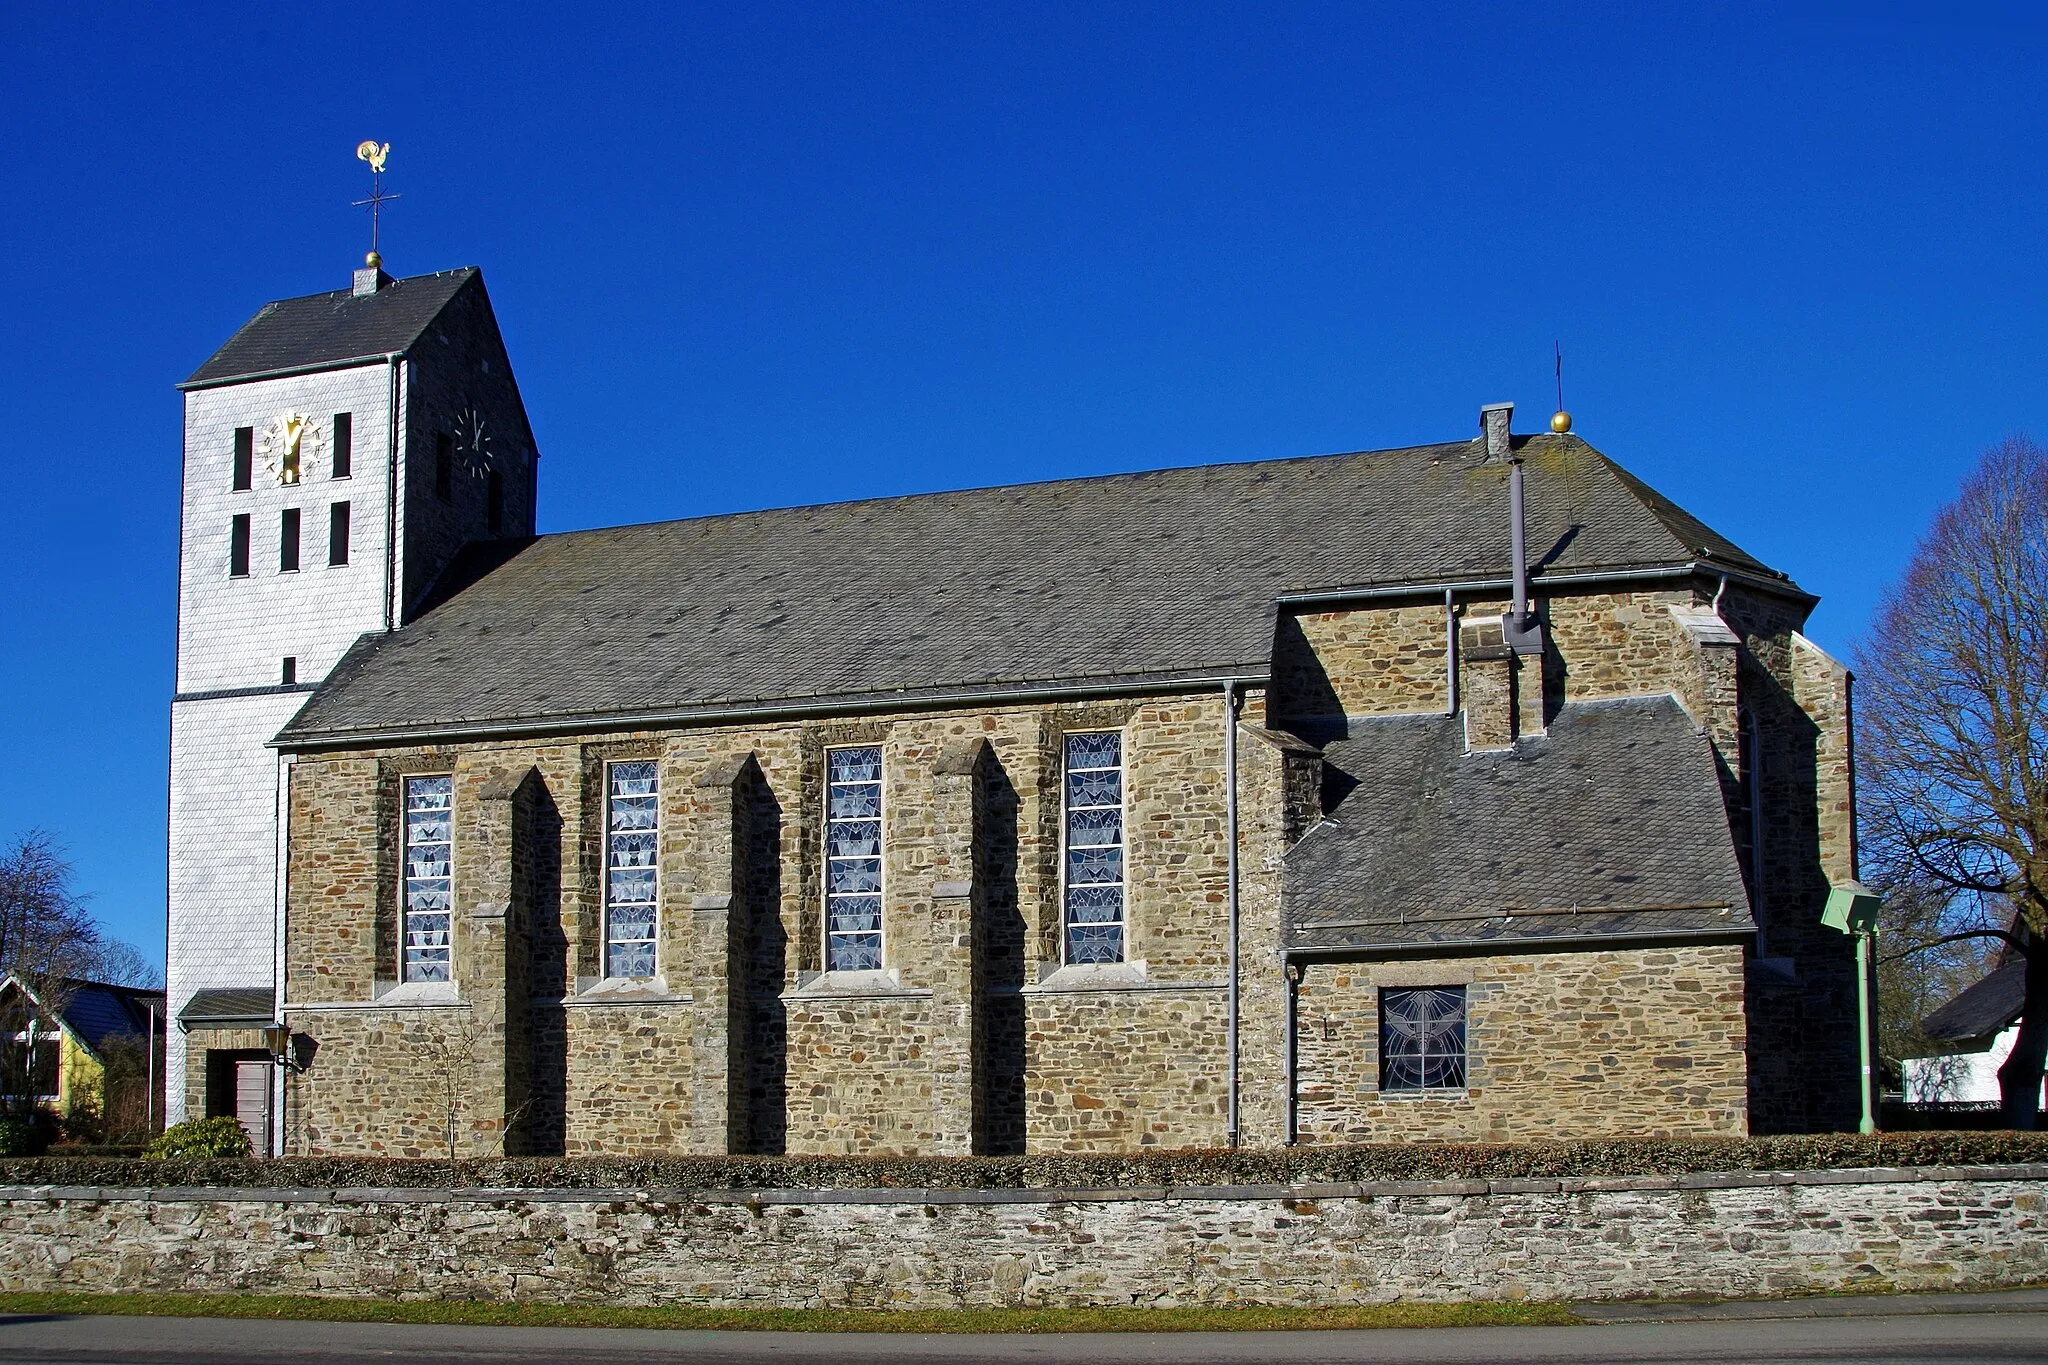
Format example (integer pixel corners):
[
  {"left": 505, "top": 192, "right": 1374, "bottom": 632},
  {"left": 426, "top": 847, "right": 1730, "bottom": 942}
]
[{"left": 259, "top": 412, "right": 325, "bottom": 486}]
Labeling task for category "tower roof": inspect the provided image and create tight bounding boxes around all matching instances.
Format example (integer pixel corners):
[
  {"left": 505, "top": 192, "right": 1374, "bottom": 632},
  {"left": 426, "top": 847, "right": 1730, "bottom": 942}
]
[{"left": 181, "top": 267, "right": 480, "bottom": 389}]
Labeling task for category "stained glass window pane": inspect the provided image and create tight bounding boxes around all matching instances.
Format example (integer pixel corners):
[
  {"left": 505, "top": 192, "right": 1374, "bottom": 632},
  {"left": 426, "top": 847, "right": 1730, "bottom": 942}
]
[
  {"left": 402, "top": 775, "right": 454, "bottom": 983},
  {"left": 826, "top": 746, "right": 885, "bottom": 971},
  {"left": 605, "top": 760, "right": 660, "bottom": 978},
  {"left": 1379, "top": 987, "right": 1468, "bottom": 1091},
  {"left": 1062, "top": 731, "right": 1125, "bottom": 964}
]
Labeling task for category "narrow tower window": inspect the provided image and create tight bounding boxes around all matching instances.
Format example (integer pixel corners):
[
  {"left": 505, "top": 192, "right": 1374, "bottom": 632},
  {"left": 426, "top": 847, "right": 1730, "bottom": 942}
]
[
  {"left": 824, "top": 746, "right": 884, "bottom": 971},
  {"left": 1062, "top": 731, "right": 1126, "bottom": 964},
  {"left": 228, "top": 514, "right": 250, "bottom": 578},
  {"left": 329, "top": 502, "right": 350, "bottom": 566},
  {"left": 604, "top": 760, "right": 660, "bottom": 979},
  {"left": 434, "top": 433, "right": 453, "bottom": 501},
  {"left": 402, "top": 776, "right": 454, "bottom": 983},
  {"left": 231, "top": 428, "right": 253, "bottom": 492},
  {"left": 278, "top": 508, "right": 300, "bottom": 572},
  {"left": 280, "top": 657, "right": 296, "bottom": 686},
  {"left": 331, "top": 412, "right": 353, "bottom": 479}
]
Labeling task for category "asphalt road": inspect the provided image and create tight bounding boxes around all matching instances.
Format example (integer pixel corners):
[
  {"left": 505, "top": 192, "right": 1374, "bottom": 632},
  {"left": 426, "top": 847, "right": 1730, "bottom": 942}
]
[{"left": 4, "top": 1292, "right": 2046, "bottom": 1365}]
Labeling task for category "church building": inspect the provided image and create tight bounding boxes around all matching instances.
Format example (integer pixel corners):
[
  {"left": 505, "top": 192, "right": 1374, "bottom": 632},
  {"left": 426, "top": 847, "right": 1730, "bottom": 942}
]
[{"left": 168, "top": 259, "right": 1864, "bottom": 1155}]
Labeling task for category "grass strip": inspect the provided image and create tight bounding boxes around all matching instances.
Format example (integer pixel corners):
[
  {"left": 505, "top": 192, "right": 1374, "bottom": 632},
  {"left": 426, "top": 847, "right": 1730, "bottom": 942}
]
[{"left": 0, "top": 1290, "right": 1580, "bottom": 1334}]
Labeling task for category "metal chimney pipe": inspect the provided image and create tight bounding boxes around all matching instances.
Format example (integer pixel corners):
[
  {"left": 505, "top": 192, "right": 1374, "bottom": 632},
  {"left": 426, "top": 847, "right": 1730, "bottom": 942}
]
[{"left": 1509, "top": 454, "right": 1529, "bottom": 625}]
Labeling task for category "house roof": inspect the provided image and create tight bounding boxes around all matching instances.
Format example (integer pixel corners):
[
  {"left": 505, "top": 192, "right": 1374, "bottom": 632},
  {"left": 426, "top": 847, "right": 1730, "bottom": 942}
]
[
  {"left": 277, "top": 432, "right": 1798, "bottom": 748},
  {"left": 60, "top": 981, "right": 165, "bottom": 1055},
  {"left": 182, "top": 268, "right": 479, "bottom": 388},
  {"left": 1282, "top": 695, "right": 1756, "bottom": 953},
  {"left": 0, "top": 977, "right": 163, "bottom": 1058},
  {"left": 1921, "top": 961, "right": 2027, "bottom": 1050},
  {"left": 176, "top": 987, "right": 275, "bottom": 1028}
]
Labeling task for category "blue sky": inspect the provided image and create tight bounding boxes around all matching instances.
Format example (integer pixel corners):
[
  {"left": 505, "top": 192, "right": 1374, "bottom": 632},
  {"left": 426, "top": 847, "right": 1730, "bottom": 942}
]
[{"left": 2, "top": 4, "right": 2042, "bottom": 964}]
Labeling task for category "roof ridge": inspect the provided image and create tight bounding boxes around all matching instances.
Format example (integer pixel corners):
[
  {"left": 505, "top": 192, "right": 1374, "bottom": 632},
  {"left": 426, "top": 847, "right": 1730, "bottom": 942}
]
[
  {"left": 240, "top": 265, "right": 481, "bottom": 312},
  {"left": 527, "top": 437, "right": 1487, "bottom": 544}
]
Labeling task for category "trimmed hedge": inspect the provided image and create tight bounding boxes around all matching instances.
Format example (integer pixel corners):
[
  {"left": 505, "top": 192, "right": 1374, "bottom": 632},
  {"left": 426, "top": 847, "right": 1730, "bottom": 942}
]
[{"left": 2, "top": 1130, "right": 2046, "bottom": 1192}]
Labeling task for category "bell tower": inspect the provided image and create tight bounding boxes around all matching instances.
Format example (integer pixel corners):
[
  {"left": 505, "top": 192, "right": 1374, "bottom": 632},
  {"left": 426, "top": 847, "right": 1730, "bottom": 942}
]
[{"left": 165, "top": 252, "right": 538, "bottom": 1135}]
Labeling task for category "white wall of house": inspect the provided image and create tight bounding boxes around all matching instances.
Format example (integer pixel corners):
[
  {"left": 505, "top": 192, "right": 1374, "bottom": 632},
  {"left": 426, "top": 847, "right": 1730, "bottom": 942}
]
[{"left": 1902, "top": 1025, "right": 2047, "bottom": 1106}]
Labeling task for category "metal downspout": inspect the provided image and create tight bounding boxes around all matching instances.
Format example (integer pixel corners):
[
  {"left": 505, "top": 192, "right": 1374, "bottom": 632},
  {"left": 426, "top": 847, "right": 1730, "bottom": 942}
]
[
  {"left": 383, "top": 354, "right": 402, "bottom": 631},
  {"left": 1747, "top": 706, "right": 1767, "bottom": 957},
  {"left": 1444, "top": 587, "right": 1459, "bottom": 716},
  {"left": 1283, "top": 955, "right": 1299, "bottom": 1144},
  {"left": 1224, "top": 679, "right": 1242, "bottom": 1148}
]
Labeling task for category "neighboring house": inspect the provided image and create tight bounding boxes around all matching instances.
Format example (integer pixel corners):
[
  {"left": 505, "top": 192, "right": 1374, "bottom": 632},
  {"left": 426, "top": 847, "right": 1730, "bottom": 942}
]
[
  {"left": 0, "top": 976, "right": 166, "bottom": 1133},
  {"left": 1905, "top": 961, "right": 2047, "bottom": 1109},
  {"left": 170, "top": 257, "right": 1867, "bottom": 1158}
]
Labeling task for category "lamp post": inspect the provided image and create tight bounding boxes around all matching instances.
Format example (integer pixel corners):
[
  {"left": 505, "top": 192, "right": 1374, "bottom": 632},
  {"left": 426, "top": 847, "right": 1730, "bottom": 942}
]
[{"left": 1823, "top": 881, "right": 1883, "bottom": 1135}]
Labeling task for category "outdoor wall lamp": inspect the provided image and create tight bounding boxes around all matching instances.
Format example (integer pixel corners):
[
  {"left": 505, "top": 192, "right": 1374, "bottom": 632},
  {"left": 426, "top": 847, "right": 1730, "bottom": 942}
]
[{"left": 262, "top": 1023, "right": 304, "bottom": 1073}]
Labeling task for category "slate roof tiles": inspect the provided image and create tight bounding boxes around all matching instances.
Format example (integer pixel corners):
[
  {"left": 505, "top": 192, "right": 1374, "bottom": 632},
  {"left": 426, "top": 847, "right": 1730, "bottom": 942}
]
[
  {"left": 1283, "top": 695, "right": 1756, "bottom": 952},
  {"left": 279, "top": 433, "right": 1794, "bottom": 746},
  {"left": 183, "top": 268, "right": 479, "bottom": 387}
]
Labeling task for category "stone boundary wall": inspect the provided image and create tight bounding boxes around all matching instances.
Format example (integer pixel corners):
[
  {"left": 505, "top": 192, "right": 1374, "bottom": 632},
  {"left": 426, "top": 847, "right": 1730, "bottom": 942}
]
[{"left": 3, "top": 1165, "right": 2044, "bottom": 1308}]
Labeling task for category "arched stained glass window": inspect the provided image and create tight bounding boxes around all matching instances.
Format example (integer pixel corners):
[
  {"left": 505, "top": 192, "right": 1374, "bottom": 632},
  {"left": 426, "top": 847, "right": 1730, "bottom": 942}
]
[
  {"left": 1379, "top": 986, "right": 1467, "bottom": 1091},
  {"left": 605, "top": 760, "right": 660, "bottom": 979},
  {"left": 825, "top": 746, "right": 884, "bottom": 971},
  {"left": 401, "top": 775, "right": 454, "bottom": 983}
]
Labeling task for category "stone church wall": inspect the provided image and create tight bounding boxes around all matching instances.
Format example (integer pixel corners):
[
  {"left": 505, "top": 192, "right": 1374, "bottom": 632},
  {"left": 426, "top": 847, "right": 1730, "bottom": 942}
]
[
  {"left": 1291, "top": 945, "right": 1749, "bottom": 1144},
  {"left": 272, "top": 575, "right": 1855, "bottom": 1155},
  {"left": 282, "top": 691, "right": 1255, "bottom": 1157}
]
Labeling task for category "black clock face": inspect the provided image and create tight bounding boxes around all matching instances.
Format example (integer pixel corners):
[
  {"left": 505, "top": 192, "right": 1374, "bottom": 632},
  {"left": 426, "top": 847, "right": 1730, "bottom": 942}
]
[{"left": 453, "top": 408, "right": 494, "bottom": 476}]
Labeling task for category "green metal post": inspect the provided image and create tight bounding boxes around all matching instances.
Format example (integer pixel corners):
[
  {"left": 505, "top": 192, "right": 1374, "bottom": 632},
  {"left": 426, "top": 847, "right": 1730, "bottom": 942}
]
[{"left": 1856, "top": 930, "right": 1876, "bottom": 1134}]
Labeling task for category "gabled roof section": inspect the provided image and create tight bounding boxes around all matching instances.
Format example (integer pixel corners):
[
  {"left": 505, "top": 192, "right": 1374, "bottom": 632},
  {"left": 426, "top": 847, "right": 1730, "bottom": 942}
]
[
  {"left": 1283, "top": 695, "right": 1755, "bottom": 953},
  {"left": 0, "top": 976, "right": 164, "bottom": 1058},
  {"left": 177, "top": 986, "right": 275, "bottom": 1027},
  {"left": 277, "top": 432, "right": 1802, "bottom": 748},
  {"left": 182, "top": 267, "right": 480, "bottom": 388},
  {"left": 1921, "top": 961, "right": 2026, "bottom": 1051}
]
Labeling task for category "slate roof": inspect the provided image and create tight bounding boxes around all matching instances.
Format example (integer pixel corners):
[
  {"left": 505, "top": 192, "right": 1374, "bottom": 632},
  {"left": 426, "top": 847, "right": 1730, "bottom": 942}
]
[
  {"left": 182, "top": 268, "right": 478, "bottom": 388},
  {"left": 278, "top": 432, "right": 1797, "bottom": 747},
  {"left": 1283, "top": 695, "right": 1755, "bottom": 953},
  {"left": 59, "top": 981, "right": 165, "bottom": 1055},
  {"left": 1921, "top": 961, "right": 2027, "bottom": 1050},
  {"left": 177, "top": 987, "right": 275, "bottom": 1027},
  {"left": 0, "top": 977, "right": 164, "bottom": 1057}
]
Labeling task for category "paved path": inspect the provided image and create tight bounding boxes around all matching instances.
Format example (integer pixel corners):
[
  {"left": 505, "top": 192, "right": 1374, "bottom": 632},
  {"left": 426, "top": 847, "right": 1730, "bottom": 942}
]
[{"left": 4, "top": 1290, "right": 2045, "bottom": 1364}]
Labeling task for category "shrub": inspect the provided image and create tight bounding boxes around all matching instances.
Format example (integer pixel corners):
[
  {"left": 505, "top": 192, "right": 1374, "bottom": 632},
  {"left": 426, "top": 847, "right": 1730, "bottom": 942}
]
[
  {"left": 144, "top": 1116, "right": 252, "bottom": 1160},
  {"left": 6, "top": 1129, "right": 2047, "bottom": 1191},
  {"left": 0, "top": 1117, "right": 46, "bottom": 1158}
]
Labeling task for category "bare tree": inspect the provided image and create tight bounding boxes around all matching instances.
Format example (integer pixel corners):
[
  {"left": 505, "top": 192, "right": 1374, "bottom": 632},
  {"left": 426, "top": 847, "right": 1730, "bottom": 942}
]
[
  {"left": 0, "top": 832, "right": 101, "bottom": 1122},
  {"left": 1858, "top": 436, "right": 2048, "bottom": 1127}
]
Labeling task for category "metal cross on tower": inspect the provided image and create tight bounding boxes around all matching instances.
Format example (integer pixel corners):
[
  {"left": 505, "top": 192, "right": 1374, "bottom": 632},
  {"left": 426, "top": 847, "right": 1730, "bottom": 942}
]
[{"left": 352, "top": 141, "right": 399, "bottom": 262}]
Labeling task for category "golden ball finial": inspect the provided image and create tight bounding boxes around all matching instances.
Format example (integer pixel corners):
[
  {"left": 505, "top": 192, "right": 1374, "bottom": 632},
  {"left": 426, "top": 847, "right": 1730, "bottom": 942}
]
[
  {"left": 1550, "top": 409, "right": 1573, "bottom": 434},
  {"left": 365, "top": 250, "right": 382, "bottom": 268}
]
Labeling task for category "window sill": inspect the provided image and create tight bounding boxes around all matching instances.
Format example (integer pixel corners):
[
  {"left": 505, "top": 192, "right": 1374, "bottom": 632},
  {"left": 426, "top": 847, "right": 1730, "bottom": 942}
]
[
  {"left": 1367, "top": 1088, "right": 1472, "bottom": 1101},
  {"left": 1024, "top": 960, "right": 1165, "bottom": 993},
  {"left": 284, "top": 981, "right": 465, "bottom": 1011},
  {"left": 566, "top": 976, "right": 691, "bottom": 1007},
  {"left": 784, "top": 969, "right": 932, "bottom": 1002}
]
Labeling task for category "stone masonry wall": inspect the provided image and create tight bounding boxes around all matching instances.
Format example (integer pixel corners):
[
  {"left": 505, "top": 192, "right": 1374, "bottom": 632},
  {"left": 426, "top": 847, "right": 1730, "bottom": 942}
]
[
  {"left": 1294, "top": 945, "right": 1749, "bottom": 1144},
  {"left": 4, "top": 1168, "right": 2043, "bottom": 1307},
  {"left": 282, "top": 691, "right": 1246, "bottom": 1157}
]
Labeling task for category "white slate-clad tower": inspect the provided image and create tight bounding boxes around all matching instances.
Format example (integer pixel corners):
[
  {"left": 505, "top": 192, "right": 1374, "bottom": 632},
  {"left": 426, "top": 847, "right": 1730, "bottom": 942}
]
[{"left": 167, "top": 256, "right": 537, "bottom": 1137}]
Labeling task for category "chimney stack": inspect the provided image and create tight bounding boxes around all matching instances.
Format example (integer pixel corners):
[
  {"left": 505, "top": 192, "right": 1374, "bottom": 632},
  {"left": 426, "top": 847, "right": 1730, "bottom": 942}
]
[
  {"left": 353, "top": 250, "right": 393, "bottom": 299},
  {"left": 1480, "top": 403, "right": 1545, "bottom": 659},
  {"left": 1481, "top": 401, "right": 1513, "bottom": 461}
]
